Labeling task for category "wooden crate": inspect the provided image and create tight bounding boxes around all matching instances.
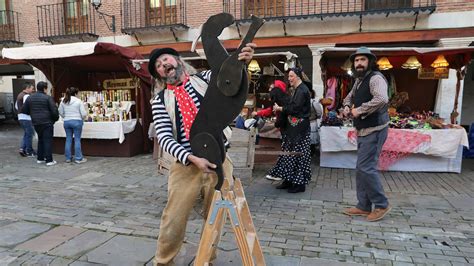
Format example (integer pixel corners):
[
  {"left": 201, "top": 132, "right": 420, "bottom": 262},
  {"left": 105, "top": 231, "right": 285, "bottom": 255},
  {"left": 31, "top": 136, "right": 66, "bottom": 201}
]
[
  {"left": 154, "top": 127, "right": 256, "bottom": 178},
  {"left": 227, "top": 127, "right": 256, "bottom": 179}
]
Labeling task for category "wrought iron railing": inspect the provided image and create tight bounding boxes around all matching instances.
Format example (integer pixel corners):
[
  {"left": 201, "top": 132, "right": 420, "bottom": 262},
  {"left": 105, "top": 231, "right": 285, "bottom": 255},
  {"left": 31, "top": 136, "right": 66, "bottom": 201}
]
[
  {"left": 0, "top": 10, "right": 21, "bottom": 43},
  {"left": 37, "top": 1, "right": 97, "bottom": 42},
  {"left": 224, "top": 0, "right": 436, "bottom": 21},
  {"left": 121, "top": 0, "right": 187, "bottom": 33}
]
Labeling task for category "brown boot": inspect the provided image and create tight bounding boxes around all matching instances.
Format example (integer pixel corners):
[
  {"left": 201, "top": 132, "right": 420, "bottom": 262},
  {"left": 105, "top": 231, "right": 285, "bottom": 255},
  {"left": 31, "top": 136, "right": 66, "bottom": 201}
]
[
  {"left": 343, "top": 207, "right": 370, "bottom": 216},
  {"left": 367, "top": 205, "right": 392, "bottom": 222}
]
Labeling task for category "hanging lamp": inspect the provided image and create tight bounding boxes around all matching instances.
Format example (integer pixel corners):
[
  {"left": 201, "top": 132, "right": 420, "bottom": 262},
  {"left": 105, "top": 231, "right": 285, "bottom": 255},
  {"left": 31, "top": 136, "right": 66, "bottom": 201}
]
[
  {"left": 401, "top": 56, "right": 422, "bottom": 69},
  {"left": 340, "top": 58, "right": 352, "bottom": 71},
  {"left": 376, "top": 57, "right": 393, "bottom": 70},
  {"left": 247, "top": 59, "right": 261, "bottom": 73},
  {"left": 431, "top": 54, "right": 449, "bottom": 68}
]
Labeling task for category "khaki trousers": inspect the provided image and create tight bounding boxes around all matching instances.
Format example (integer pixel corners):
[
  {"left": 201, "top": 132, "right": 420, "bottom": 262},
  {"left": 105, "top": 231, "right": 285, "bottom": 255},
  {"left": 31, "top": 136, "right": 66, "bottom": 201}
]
[{"left": 153, "top": 159, "right": 233, "bottom": 266}]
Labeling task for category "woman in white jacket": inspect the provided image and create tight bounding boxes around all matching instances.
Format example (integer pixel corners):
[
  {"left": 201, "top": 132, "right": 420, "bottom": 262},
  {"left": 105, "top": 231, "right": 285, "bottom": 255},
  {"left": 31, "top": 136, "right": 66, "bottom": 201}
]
[{"left": 59, "top": 87, "right": 87, "bottom": 163}]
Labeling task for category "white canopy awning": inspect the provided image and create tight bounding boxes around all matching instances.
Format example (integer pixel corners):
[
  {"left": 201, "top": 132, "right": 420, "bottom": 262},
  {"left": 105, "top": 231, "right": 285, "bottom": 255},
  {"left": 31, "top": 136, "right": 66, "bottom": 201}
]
[{"left": 2, "top": 42, "right": 99, "bottom": 60}]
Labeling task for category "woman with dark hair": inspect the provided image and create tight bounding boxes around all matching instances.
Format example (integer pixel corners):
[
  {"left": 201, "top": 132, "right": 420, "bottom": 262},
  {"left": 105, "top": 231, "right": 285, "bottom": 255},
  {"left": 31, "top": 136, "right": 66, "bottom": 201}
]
[
  {"left": 59, "top": 87, "right": 88, "bottom": 164},
  {"left": 271, "top": 67, "right": 312, "bottom": 193}
]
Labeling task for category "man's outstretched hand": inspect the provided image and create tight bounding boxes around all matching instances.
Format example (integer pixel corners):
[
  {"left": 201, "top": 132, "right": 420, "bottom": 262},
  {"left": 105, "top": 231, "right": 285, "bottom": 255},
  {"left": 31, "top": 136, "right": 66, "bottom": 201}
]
[{"left": 238, "top": 43, "right": 257, "bottom": 64}]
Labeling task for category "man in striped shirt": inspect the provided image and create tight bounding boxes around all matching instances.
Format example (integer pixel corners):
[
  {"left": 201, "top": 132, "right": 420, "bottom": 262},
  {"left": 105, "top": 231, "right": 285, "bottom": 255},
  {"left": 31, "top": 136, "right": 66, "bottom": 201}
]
[
  {"left": 342, "top": 47, "right": 392, "bottom": 222},
  {"left": 149, "top": 44, "right": 256, "bottom": 266}
]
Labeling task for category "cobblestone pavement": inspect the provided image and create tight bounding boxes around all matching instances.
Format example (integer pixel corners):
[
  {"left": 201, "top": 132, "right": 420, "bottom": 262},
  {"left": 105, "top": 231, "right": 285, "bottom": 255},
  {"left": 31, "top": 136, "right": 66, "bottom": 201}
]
[{"left": 1, "top": 121, "right": 474, "bottom": 266}]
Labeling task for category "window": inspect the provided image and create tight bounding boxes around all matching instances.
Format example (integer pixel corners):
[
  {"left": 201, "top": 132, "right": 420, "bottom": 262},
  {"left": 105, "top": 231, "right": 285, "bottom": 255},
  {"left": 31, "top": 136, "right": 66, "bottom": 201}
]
[
  {"left": 147, "top": 0, "right": 178, "bottom": 26},
  {"left": 63, "top": 0, "right": 89, "bottom": 34},
  {"left": 150, "top": 0, "right": 176, "bottom": 8},
  {"left": 244, "top": 0, "right": 285, "bottom": 18},
  {"left": 65, "top": 0, "right": 88, "bottom": 18},
  {"left": 0, "top": 0, "right": 12, "bottom": 25},
  {"left": 365, "top": 0, "right": 412, "bottom": 11}
]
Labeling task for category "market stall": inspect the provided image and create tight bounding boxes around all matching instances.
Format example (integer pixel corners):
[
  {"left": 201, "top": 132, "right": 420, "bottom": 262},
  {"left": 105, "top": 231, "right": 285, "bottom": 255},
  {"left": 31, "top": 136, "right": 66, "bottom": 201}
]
[
  {"left": 2, "top": 42, "right": 153, "bottom": 157},
  {"left": 317, "top": 46, "right": 473, "bottom": 173}
]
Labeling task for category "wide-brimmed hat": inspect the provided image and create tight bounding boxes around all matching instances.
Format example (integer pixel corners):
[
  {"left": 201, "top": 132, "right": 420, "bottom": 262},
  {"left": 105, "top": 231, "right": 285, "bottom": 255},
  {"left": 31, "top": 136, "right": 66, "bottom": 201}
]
[
  {"left": 148, "top": 47, "right": 180, "bottom": 78},
  {"left": 349, "top": 47, "right": 376, "bottom": 62}
]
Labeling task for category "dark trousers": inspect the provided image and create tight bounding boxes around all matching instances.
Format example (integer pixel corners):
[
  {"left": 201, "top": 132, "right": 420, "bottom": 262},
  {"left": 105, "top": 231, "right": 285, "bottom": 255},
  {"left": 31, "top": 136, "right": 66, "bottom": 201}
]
[
  {"left": 355, "top": 126, "right": 389, "bottom": 211},
  {"left": 34, "top": 123, "right": 54, "bottom": 163}
]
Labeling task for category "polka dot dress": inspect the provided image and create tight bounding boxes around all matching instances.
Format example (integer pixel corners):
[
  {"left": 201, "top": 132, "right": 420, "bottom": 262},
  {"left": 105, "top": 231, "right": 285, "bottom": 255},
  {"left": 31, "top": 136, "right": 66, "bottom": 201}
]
[{"left": 267, "top": 131, "right": 312, "bottom": 185}]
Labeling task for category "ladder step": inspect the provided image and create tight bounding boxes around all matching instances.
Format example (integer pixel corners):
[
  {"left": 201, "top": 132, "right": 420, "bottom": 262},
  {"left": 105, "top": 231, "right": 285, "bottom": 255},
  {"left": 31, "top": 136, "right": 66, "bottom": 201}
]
[
  {"left": 246, "top": 232, "right": 256, "bottom": 251},
  {"left": 235, "top": 196, "right": 246, "bottom": 212}
]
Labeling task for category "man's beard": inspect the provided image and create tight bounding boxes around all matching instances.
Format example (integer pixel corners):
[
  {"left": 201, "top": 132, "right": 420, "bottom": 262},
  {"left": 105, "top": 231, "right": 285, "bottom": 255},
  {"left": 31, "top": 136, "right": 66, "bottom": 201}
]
[
  {"left": 354, "top": 66, "right": 368, "bottom": 78},
  {"left": 162, "top": 62, "right": 184, "bottom": 85}
]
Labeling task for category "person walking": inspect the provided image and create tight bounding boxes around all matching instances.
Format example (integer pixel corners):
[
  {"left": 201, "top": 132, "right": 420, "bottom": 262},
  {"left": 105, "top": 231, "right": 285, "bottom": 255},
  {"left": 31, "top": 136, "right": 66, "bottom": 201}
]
[
  {"left": 149, "top": 43, "right": 256, "bottom": 265},
  {"left": 58, "top": 87, "right": 87, "bottom": 164},
  {"left": 251, "top": 80, "right": 291, "bottom": 181},
  {"left": 271, "top": 67, "right": 312, "bottom": 193},
  {"left": 22, "top": 81, "right": 59, "bottom": 166},
  {"left": 15, "top": 82, "right": 36, "bottom": 157},
  {"left": 342, "top": 47, "right": 391, "bottom": 222}
]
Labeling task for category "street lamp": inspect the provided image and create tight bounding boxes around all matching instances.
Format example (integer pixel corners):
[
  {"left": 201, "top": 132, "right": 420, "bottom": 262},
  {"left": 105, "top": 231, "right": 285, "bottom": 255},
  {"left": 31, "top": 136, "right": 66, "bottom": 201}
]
[{"left": 90, "top": 0, "right": 116, "bottom": 33}]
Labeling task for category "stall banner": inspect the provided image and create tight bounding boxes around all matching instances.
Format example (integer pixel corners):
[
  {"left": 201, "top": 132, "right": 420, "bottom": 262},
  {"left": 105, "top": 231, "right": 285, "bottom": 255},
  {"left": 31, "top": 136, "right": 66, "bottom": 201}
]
[
  {"left": 418, "top": 67, "right": 449, "bottom": 79},
  {"left": 103, "top": 78, "right": 136, "bottom": 90}
]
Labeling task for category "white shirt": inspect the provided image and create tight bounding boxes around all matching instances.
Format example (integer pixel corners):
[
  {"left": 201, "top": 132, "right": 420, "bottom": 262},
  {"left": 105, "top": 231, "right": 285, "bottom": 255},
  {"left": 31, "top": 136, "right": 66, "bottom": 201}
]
[
  {"left": 17, "top": 94, "right": 31, "bottom": 121},
  {"left": 58, "top": 96, "right": 87, "bottom": 121}
]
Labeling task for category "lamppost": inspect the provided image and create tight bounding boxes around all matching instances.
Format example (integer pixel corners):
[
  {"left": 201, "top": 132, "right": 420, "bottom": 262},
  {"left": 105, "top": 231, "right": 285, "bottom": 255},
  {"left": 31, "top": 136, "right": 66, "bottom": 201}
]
[{"left": 90, "top": 0, "right": 116, "bottom": 33}]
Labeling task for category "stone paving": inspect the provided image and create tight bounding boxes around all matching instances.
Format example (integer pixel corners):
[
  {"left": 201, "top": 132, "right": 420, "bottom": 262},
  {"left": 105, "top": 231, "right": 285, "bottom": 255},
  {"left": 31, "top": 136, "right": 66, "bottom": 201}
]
[{"left": 1, "top": 121, "right": 474, "bottom": 266}]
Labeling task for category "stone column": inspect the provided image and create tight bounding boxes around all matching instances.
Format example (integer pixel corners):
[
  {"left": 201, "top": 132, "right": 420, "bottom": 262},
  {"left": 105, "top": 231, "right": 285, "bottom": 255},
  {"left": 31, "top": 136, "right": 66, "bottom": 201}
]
[
  {"left": 434, "top": 37, "right": 474, "bottom": 123},
  {"left": 308, "top": 43, "right": 335, "bottom": 99},
  {"left": 33, "top": 67, "right": 53, "bottom": 94}
]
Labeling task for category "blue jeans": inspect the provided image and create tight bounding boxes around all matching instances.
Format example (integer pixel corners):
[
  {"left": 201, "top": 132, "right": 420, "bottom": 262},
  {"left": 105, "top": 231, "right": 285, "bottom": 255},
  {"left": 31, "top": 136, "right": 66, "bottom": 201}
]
[
  {"left": 19, "top": 119, "right": 35, "bottom": 154},
  {"left": 64, "top": 120, "right": 84, "bottom": 161},
  {"left": 355, "top": 126, "right": 389, "bottom": 211}
]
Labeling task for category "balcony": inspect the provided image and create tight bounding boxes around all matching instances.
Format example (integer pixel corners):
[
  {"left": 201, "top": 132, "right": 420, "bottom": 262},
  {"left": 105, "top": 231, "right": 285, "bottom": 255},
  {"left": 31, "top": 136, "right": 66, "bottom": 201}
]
[
  {"left": 37, "top": 1, "right": 98, "bottom": 43},
  {"left": 0, "top": 10, "right": 22, "bottom": 47},
  {"left": 224, "top": 0, "right": 436, "bottom": 22},
  {"left": 121, "top": 0, "right": 188, "bottom": 38}
]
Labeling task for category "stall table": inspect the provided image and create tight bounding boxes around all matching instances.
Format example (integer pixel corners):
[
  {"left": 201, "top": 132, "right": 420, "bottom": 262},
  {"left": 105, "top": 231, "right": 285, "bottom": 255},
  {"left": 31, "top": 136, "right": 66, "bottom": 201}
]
[
  {"left": 53, "top": 119, "right": 143, "bottom": 157},
  {"left": 320, "top": 126, "right": 469, "bottom": 173}
]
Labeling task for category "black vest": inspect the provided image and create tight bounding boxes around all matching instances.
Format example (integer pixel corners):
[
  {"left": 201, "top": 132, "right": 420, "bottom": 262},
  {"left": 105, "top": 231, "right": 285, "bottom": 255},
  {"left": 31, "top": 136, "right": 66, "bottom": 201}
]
[{"left": 352, "top": 71, "right": 389, "bottom": 130}]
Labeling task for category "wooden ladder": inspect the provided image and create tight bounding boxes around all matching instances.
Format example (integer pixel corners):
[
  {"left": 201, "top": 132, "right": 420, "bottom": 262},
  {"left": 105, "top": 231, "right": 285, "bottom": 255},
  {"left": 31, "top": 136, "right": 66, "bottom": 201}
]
[{"left": 194, "top": 178, "right": 266, "bottom": 266}]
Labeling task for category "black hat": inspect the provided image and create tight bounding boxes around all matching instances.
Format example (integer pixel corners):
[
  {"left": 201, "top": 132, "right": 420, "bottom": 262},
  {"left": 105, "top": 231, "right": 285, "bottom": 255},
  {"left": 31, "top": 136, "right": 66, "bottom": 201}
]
[
  {"left": 288, "top": 67, "right": 303, "bottom": 79},
  {"left": 148, "top": 47, "right": 180, "bottom": 78},
  {"left": 349, "top": 47, "right": 376, "bottom": 62}
]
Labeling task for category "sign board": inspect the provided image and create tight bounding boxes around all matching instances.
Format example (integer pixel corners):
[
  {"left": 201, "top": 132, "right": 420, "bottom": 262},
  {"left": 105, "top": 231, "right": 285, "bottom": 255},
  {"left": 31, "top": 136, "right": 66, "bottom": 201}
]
[
  {"left": 418, "top": 67, "right": 449, "bottom": 79},
  {"left": 103, "top": 78, "right": 136, "bottom": 90}
]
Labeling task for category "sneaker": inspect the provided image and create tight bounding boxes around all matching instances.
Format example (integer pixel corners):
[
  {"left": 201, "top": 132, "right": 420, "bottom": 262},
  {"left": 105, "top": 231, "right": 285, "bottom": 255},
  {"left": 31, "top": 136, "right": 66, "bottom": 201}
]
[
  {"left": 65, "top": 159, "right": 72, "bottom": 163},
  {"left": 75, "top": 158, "right": 87, "bottom": 164},
  {"left": 367, "top": 205, "right": 392, "bottom": 222},
  {"left": 37, "top": 160, "right": 46, "bottom": 164},
  {"left": 265, "top": 175, "right": 283, "bottom": 181},
  {"left": 26, "top": 152, "right": 37, "bottom": 158},
  {"left": 343, "top": 207, "right": 371, "bottom": 217},
  {"left": 46, "top": 161, "right": 57, "bottom": 166},
  {"left": 19, "top": 150, "right": 27, "bottom": 157}
]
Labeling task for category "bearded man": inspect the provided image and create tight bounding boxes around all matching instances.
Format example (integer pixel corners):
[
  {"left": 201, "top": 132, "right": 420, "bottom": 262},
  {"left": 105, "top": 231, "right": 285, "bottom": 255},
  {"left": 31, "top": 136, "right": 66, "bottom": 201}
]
[
  {"left": 149, "top": 44, "right": 255, "bottom": 266},
  {"left": 341, "top": 47, "right": 391, "bottom": 222}
]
